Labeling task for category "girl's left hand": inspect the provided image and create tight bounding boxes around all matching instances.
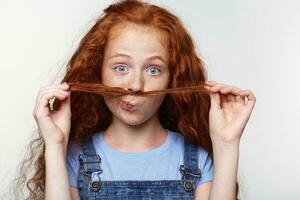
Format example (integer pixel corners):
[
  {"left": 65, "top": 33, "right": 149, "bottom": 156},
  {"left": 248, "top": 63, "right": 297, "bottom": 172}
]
[{"left": 204, "top": 80, "right": 256, "bottom": 145}]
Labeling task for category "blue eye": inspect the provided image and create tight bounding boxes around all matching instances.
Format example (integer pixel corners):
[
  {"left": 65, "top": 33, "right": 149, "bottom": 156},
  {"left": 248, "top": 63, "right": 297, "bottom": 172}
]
[
  {"left": 114, "top": 65, "right": 129, "bottom": 73},
  {"left": 146, "top": 67, "right": 161, "bottom": 75}
]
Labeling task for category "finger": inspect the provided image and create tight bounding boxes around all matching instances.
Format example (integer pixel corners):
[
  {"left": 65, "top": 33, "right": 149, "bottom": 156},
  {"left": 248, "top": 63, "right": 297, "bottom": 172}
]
[
  {"left": 40, "top": 91, "right": 69, "bottom": 112},
  {"left": 226, "top": 94, "right": 236, "bottom": 102},
  {"left": 39, "top": 82, "right": 70, "bottom": 92},
  {"left": 220, "top": 86, "right": 235, "bottom": 94},
  {"left": 34, "top": 83, "right": 69, "bottom": 112},
  {"left": 204, "top": 85, "right": 212, "bottom": 91},
  {"left": 234, "top": 90, "right": 256, "bottom": 124},
  {"left": 206, "top": 83, "right": 240, "bottom": 100},
  {"left": 219, "top": 85, "right": 241, "bottom": 94},
  {"left": 205, "top": 80, "right": 218, "bottom": 86},
  {"left": 235, "top": 95, "right": 245, "bottom": 104},
  {"left": 240, "top": 90, "right": 256, "bottom": 109},
  {"left": 210, "top": 92, "right": 221, "bottom": 110},
  {"left": 210, "top": 83, "right": 229, "bottom": 93},
  {"left": 58, "top": 91, "right": 71, "bottom": 114},
  {"left": 34, "top": 91, "right": 69, "bottom": 118},
  {"left": 35, "top": 88, "right": 69, "bottom": 113},
  {"left": 219, "top": 93, "right": 228, "bottom": 106}
]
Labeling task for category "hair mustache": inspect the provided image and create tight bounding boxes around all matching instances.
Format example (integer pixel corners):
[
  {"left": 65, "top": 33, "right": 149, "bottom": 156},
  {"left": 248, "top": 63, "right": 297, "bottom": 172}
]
[{"left": 68, "top": 82, "right": 210, "bottom": 97}]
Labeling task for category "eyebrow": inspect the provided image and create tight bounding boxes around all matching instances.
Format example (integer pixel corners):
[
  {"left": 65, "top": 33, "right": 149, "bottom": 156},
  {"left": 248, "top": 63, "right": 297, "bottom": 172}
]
[{"left": 108, "top": 53, "right": 168, "bottom": 65}]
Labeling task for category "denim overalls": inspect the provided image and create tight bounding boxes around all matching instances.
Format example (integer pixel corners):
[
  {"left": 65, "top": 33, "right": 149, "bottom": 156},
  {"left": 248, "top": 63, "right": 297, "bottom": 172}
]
[{"left": 77, "top": 135, "right": 202, "bottom": 200}]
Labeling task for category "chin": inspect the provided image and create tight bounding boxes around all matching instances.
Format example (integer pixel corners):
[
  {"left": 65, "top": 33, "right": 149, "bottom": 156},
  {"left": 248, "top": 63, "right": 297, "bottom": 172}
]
[
  {"left": 114, "top": 112, "right": 145, "bottom": 126},
  {"left": 121, "top": 116, "right": 146, "bottom": 126},
  {"left": 124, "top": 121, "right": 144, "bottom": 126}
]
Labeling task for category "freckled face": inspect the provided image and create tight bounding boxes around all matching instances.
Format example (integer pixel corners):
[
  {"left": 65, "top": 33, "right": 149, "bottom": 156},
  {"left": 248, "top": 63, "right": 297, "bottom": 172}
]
[{"left": 101, "top": 22, "right": 170, "bottom": 126}]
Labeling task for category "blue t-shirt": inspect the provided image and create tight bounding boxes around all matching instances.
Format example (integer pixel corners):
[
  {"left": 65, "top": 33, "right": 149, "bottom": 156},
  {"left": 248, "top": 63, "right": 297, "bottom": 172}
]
[{"left": 67, "top": 129, "right": 214, "bottom": 188}]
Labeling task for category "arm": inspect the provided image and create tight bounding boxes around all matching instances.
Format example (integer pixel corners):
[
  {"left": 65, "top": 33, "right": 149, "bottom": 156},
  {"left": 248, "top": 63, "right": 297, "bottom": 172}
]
[
  {"left": 209, "top": 141, "right": 239, "bottom": 199},
  {"left": 194, "top": 142, "right": 239, "bottom": 200},
  {"left": 195, "top": 182, "right": 212, "bottom": 200},
  {"left": 32, "top": 82, "right": 73, "bottom": 199},
  {"left": 204, "top": 80, "right": 256, "bottom": 200},
  {"left": 45, "top": 144, "right": 72, "bottom": 200},
  {"left": 70, "top": 187, "right": 81, "bottom": 200}
]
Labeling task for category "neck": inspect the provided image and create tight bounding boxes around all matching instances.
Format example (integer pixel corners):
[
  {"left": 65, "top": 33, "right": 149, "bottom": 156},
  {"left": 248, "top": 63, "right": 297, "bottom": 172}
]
[{"left": 102, "top": 113, "right": 168, "bottom": 153}]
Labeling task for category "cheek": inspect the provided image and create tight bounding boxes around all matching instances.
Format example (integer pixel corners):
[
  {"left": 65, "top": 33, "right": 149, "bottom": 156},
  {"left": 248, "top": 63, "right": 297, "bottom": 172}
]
[
  {"left": 143, "top": 95, "right": 166, "bottom": 114},
  {"left": 101, "top": 66, "right": 120, "bottom": 86},
  {"left": 101, "top": 68, "right": 113, "bottom": 85},
  {"left": 103, "top": 96, "right": 118, "bottom": 113}
]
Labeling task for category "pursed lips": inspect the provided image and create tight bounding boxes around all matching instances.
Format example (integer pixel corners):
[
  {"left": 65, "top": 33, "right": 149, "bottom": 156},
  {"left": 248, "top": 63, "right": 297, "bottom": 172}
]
[{"left": 120, "top": 100, "right": 136, "bottom": 109}]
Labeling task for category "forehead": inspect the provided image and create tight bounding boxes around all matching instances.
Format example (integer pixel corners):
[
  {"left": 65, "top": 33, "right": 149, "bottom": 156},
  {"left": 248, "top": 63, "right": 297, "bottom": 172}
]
[{"left": 104, "top": 22, "right": 169, "bottom": 58}]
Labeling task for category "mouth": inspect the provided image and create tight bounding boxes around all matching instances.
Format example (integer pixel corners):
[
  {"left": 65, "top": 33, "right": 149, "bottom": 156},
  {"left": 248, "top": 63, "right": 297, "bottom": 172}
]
[{"left": 120, "top": 100, "right": 136, "bottom": 111}]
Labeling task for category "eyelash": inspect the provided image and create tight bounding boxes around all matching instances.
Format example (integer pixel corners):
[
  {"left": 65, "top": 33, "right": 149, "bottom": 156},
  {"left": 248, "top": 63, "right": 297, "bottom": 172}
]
[{"left": 114, "top": 64, "right": 161, "bottom": 75}]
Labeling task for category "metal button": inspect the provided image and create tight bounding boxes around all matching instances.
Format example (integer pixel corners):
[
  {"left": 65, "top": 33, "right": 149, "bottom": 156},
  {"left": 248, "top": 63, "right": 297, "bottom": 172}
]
[
  {"left": 90, "top": 171, "right": 102, "bottom": 192},
  {"left": 90, "top": 181, "right": 101, "bottom": 192},
  {"left": 184, "top": 180, "right": 194, "bottom": 192}
]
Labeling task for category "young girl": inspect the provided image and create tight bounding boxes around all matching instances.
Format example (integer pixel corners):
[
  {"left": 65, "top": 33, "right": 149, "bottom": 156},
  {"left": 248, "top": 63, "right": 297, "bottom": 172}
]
[{"left": 24, "top": 0, "right": 255, "bottom": 199}]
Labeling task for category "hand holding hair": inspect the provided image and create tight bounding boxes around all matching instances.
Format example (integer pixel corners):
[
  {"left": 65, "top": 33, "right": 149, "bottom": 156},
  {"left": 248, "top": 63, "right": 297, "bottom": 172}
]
[
  {"left": 33, "top": 82, "right": 71, "bottom": 147},
  {"left": 204, "top": 80, "right": 256, "bottom": 146}
]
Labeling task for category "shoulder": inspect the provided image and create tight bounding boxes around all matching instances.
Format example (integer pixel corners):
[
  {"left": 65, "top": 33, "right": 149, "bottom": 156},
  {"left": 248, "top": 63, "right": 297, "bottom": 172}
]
[
  {"left": 66, "top": 140, "right": 83, "bottom": 188},
  {"left": 66, "top": 132, "right": 101, "bottom": 163},
  {"left": 67, "top": 140, "right": 82, "bottom": 165}
]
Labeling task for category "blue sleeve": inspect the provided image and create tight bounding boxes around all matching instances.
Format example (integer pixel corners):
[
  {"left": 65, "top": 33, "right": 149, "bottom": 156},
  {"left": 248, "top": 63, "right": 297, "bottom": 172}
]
[
  {"left": 196, "top": 147, "right": 214, "bottom": 187},
  {"left": 66, "top": 142, "right": 81, "bottom": 188}
]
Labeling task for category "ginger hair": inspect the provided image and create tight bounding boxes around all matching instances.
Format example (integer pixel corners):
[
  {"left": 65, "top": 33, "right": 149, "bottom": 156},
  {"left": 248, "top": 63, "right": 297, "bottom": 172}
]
[{"left": 8, "top": 1, "right": 240, "bottom": 199}]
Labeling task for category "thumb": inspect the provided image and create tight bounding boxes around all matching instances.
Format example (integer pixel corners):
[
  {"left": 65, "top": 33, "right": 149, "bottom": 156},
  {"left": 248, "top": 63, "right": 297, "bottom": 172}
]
[
  {"left": 210, "top": 92, "right": 221, "bottom": 110},
  {"left": 51, "top": 91, "right": 70, "bottom": 112},
  {"left": 59, "top": 92, "right": 71, "bottom": 114}
]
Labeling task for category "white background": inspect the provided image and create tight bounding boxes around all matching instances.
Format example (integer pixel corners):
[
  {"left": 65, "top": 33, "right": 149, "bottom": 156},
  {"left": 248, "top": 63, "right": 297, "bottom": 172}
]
[{"left": 0, "top": 0, "right": 299, "bottom": 199}]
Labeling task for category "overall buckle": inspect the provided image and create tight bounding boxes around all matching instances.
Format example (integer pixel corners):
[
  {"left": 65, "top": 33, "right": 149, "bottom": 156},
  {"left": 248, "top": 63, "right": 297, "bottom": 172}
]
[{"left": 179, "top": 165, "right": 201, "bottom": 192}]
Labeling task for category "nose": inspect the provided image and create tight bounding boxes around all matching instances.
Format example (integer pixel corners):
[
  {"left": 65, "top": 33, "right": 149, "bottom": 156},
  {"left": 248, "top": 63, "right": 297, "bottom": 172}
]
[{"left": 125, "top": 73, "right": 145, "bottom": 92}]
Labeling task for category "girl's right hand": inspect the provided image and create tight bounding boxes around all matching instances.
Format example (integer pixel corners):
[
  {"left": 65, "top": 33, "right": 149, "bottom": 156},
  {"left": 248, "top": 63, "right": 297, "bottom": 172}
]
[{"left": 33, "top": 82, "right": 71, "bottom": 147}]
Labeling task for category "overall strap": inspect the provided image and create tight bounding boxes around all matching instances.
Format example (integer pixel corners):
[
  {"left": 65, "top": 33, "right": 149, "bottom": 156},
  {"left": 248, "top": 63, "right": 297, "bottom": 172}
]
[
  {"left": 179, "top": 138, "right": 202, "bottom": 193},
  {"left": 78, "top": 136, "right": 103, "bottom": 200}
]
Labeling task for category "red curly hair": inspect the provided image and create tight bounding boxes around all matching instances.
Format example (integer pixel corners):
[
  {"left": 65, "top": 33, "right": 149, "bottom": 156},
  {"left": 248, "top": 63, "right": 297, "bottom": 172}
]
[
  {"left": 62, "top": 0, "right": 211, "bottom": 149},
  {"left": 9, "top": 1, "right": 240, "bottom": 199}
]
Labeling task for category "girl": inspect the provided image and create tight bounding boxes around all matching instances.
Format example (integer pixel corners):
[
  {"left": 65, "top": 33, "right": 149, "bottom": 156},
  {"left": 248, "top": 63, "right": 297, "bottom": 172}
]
[{"left": 18, "top": 0, "right": 255, "bottom": 199}]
